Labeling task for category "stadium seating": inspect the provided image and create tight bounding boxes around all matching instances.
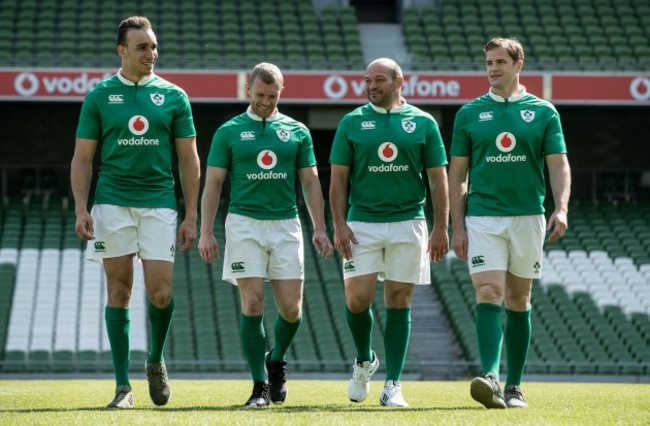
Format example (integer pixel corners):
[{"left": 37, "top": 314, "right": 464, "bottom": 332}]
[
  {"left": 0, "top": 0, "right": 365, "bottom": 71},
  {"left": 403, "top": 0, "right": 650, "bottom": 71},
  {"left": 433, "top": 200, "right": 650, "bottom": 376}
]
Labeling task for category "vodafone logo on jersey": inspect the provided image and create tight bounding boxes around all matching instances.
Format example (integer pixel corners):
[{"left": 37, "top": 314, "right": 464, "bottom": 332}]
[
  {"left": 495, "top": 132, "right": 516, "bottom": 153},
  {"left": 378, "top": 142, "right": 398, "bottom": 162},
  {"left": 257, "top": 150, "right": 277, "bottom": 170},
  {"left": 128, "top": 115, "right": 149, "bottom": 135}
]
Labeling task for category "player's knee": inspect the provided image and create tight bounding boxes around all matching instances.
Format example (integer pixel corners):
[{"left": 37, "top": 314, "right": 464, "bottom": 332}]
[
  {"left": 280, "top": 306, "right": 302, "bottom": 323},
  {"left": 148, "top": 288, "right": 172, "bottom": 309},
  {"left": 475, "top": 283, "right": 504, "bottom": 303}
]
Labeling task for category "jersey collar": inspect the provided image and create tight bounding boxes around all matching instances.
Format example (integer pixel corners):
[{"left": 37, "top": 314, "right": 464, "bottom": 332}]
[
  {"left": 116, "top": 69, "right": 156, "bottom": 86},
  {"left": 246, "top": 106, "right": 281, "bottom": 122},
  {"left": 368, "top": 100, "right": 407, "bottom": 114},
  {"left": 488, "top": 85, "right": 527, "bottom": 102}
]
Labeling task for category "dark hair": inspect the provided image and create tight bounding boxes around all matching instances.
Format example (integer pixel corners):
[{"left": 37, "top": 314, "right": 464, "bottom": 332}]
[
  {"left": 249, "top": 62, "right": 284, "bottom": 86},
  {"left": 484, "top": 37, "right": 525, "bottom": 63},
  {"left": 117, "top": 16, "right": 152, "bottom": 46}
]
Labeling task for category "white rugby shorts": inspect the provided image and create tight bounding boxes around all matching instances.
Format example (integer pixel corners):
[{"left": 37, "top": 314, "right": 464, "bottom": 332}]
[
  {"left": 86, "top": 204, "right": 177, "bottom": 262},
  {"left": 342, "top": 219, "right": 430, "bottom": 285},
  {"left": 222, "top": 213, "right": 304, "bottom": 285},
  {"left": 465, "top": 215, "right": 545, "bottom": 278}
]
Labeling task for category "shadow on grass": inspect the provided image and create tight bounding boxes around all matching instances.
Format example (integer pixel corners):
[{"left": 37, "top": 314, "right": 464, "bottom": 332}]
[{"left": 2, "top": 404, "right": 484, "bottom": 413}]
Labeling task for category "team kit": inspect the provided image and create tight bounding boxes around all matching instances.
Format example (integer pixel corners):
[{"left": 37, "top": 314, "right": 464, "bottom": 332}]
[{"left": 73, "top": 23, "right": 568, "bottom": 411}]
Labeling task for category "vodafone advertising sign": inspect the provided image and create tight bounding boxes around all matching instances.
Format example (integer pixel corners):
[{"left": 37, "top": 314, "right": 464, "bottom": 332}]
[{"left": 0, "top": 68, "right": 647, "bottom": 105}]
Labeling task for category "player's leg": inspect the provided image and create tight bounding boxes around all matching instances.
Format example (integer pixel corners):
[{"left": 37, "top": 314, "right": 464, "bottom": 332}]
[
  {"left": 139, "top": 207, "right": 178, "bottom": 406},
  {"left": 379, "top": 219, "right": 428, "bottom": 407},
  {"left": 238, "top": 277, "right": 270, "bottom": 408},
  {"left": 88, "top": 204, "right": 137, "bottom": 409},
  {"left": 142, "top": 260, "right": 174, "bottom": 406},
  {"left": 103, "top": 255, "right": 136, "bottom": 409},
  {"left": 380, "top": 280, "right": 414, "bottom": 407},
  {"left": 503, "top": 215, "right": 544, "bottom": 408},
  {"left": 465, "top": 216, "right": 509, "bottom": 409},
  {"left": 503, "top": 272, "right": 532, "bottom": 408},
  {"left": 267, "top": 278, "right": 303, "bottom": 404}
]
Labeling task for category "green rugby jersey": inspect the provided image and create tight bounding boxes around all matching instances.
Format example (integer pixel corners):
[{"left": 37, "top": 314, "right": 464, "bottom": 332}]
[
  {"left": 207, "top": 108, "right": 316, "bottom": 220},
  {"left": 330, "top": 102, "right": 448, "bottom": 223},
  {"left": 76, "top": 72, "right": 196, "bottom": 210},
  {"left": 451, "top": 89, "right": 567, "bottom": 216}
]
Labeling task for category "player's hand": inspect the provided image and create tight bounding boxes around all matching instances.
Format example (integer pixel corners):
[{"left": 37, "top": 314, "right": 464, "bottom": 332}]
[
  {"left": 547, "top": 209, "right": 568, "bottom": 242},
  {"left": 74, "top": 211, "right": 95, "bottom": 241},
  {"left": 312, "top": 230, "right": 334, "bottom": 258},
  {"left": 198, "top": 234, "right": 220, "bottom": 264},
  {"left": 451, "top": 228, "right": 468, "bottom": 261},
  {"left": 333, "top": 223, "right": 358, "bottom": 261},
  {"left": 177, "top": 218, "right": 197, "bottom": 252},
  {"left": 428, "top": 226, "right": 449, "bottom": 263}
]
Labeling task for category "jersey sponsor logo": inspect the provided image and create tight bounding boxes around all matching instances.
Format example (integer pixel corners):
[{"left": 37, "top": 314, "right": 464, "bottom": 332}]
[
  {"left": 231, "top": 261, "right": 245, "bottom": 272},
  {"left": 377, "top": 142, "right": 398, "bottom": 162},
  {"left": 520, "top": 110, "right": 535, "bottom": 123},
  {"left": 108, "top": 94, "right": 123, "bottom": 104},
  {"left": 240, "top": 131, "right": 256, "bottom": 140},
  {"left": 369, "top": 142, "right": 409, "bottom": 172},
  {"left": 471, "top": 255, "right": 485, "bottom": 267},
  {"left": 486, "top": 153, "right": 527, "bottom": 163},
  {"left": 495, "top": 132, "right": 516, "bottom": 153},
  {"left": 94, "top": 241, "right": 106, "bottom": 252},
  {"left": 479, "top": 111, "right": 493, "bottom": 121},
  {"left": 128, "top": 115, "right": 149, "bottom": 135},
  {"left": 276, "top": 129, "right": 291, "bottom": 142},
  {"left": 257, "top": 150, "right": 277, "bottom": 170},
  {"left": 150, "top": 93, "right": 165, "bottom": 106},
  {"left": 401, "top": 120, "right": 416, "bottom": 133},
  {"left": 360, "top": 120, "right": 376, "bottom": 130},
  {"left": 248, "top": 150, "right": 287, "bottom": 179}
]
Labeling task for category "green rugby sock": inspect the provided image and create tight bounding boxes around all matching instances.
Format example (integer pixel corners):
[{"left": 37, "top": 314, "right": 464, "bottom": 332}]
[
  {"left": 147, "top": 298, "right": 174, "bottom": 363},
  {"left": 384, "top": 307, "right": 411, "bottom": 381},
  {"left": 475, "top": 303, "right": 503, "bottom": 380},
  {"left": 105, "top": 306, "right": 131, "bottom": 389},
  {"left": 505, "top": 307, "right": 531, "bottom": 386},
  {"left": 272, "top": 314, "right": 301, "bottom": 361},
  {"left": 345, "top": 306, "right": 374, "bottom": 362},
  {"left": 240, "top": 314, "right": 267, "bottom": 382}
]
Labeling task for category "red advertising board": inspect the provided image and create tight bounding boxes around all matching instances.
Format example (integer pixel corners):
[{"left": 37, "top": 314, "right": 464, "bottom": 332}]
[{"left": 0, "top": 68, "right": 647, "bottom": 105}]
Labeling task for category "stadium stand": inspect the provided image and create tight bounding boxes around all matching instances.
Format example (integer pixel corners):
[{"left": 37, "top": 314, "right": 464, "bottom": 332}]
[
  {"left": 403, "top": 0, "right": 650, "bottom": 71},
  {"left": 0, "top": 0, "right": 365, "bottom": 70},
  {"left": 1, "top": 195, "right": 648, "bottom": 377}
]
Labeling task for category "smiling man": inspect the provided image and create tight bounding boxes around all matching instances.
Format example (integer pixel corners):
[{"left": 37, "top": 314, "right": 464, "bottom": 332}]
[
  {"left": 71, "top": 16, "right": 200, "bottom": 409},
  {"left": 329, "top": 58, "right": 449, "bottom": 407},
  {"left": 448, "top": 37, "right": 571, "bottom": 409},
  {"left": 198, "top": 62, "right": 333, "bottom": 408}
]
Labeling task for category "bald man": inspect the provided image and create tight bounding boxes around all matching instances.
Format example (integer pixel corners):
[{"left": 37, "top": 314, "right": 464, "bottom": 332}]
[{"left": 329, "top": 58, "right": 449, "bottom": 407}]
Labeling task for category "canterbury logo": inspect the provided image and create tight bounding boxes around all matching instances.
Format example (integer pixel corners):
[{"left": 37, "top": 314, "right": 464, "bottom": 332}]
[
  {"left": 231, "top": 261, "right": 245, "bottom": 272},
  {"left": 240, "top": 131, "right": 255, "bottom": 140},
  {"left": 471, "top": 255, "right": 485, "bottom": 267},
  {"left": 479, "top": 111, "right": 493, "bottom": 121},
  {"left": 344, "top": 261, "right": 355, "bottom": 272},
  {"left": 361, "top": 121, "right": 376, "bottom": 130},
  {"left": 108, "top": 94, "right": 123, "bottom": 103},
  {"left": 94, "top": 241, "right": 106, "bottom": 252}
]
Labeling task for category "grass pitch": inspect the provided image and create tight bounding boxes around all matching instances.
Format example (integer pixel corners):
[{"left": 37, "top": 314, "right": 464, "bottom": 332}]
[{"left": 1, "top": 379, "right": 649, "bottom": 425}]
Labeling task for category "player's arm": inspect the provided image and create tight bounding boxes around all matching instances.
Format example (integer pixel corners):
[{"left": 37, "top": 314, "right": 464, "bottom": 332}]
[
  {"left": 448, "top": 155, "right": 470, "bottom": 260},
  {"left": 298, "top": 166, "right": 333, "bottom": 258},
  {"left": 175, "top": 136, "right": 201, "bottom": 252},
  {"left": 426, "top": 166, "right": 450, "bottom": 262},
  {"left": 198, "top": 166, "right": 227, "bottom": 264},
  {"left": 70, "top": 137, "right": 98, "bottom": 241},
  {"left": 329, "top": 164, "right": 357, "bottom": 260},
  {"left": 546, "top": 153, "right": 571, "bottom": 242}
]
